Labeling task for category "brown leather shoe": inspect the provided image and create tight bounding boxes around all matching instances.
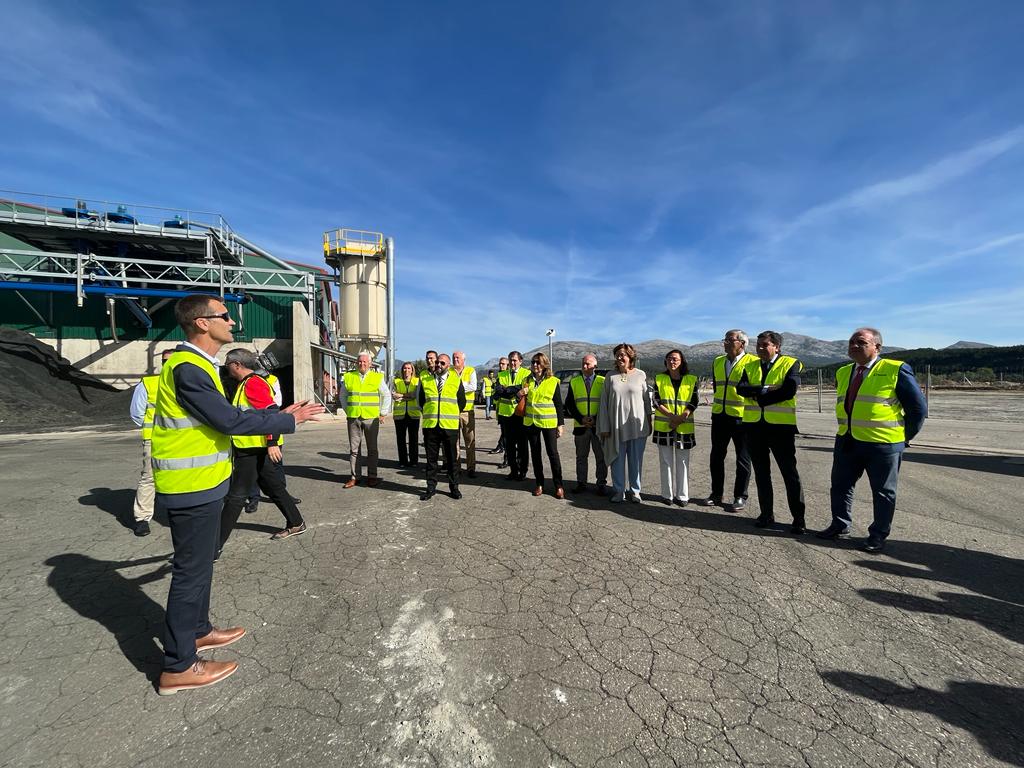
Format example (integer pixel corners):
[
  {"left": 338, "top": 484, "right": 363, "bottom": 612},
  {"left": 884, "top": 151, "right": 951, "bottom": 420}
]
[
  {"left": 157, "top": 658, "right": 238, "bottom": 695},
  {"left": 195, "top": 626, "right": 246, "bottom": 651},
  {"left": 532, "top": 486, "right": 543, "bottom": 497},
  {"left": 366, "top": 477, "right": 382, "bottom": 487},
  {"left": 343, "top": 477, "right": 358, "bottom": 489},
  {"left": 554, "top": 487, "right": 565, "bottom": 500}
]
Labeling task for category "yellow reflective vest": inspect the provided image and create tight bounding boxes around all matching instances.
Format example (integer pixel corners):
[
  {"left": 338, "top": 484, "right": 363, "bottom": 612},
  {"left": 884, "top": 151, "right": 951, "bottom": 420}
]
[
  {"left": 343, "top": 370, "right": 384, "bottom": 419},
  {"left": 482, "top": 377, "right": 493, "bottom": 397},
  {"left": 652, "top": 373, "right": 697, "bottom": 435},
  {"left": 140, "top": 374, "right": 160, "bottom": 441},
  {"left": 496, "top": 367, "right": 530, "bottom": 417},
  {"left": 711, "top": 353, "right": 757, "bottom": 418},
  {"left": 420, "top": 374, "right": 462, "bottom": 430},
  {"left": 394, "top": 377, "right": 422, "bottom": 419},
  {"left": 231, "top": 374, "right": 272, "bottom": 449},
  {"left": 568, "top": 374, "right": 604, "bottom": 428},
  {"left": 523, "top": 376, "right": 559, "bottom": 429},
  {"left": 458, "top": 365, "right": 476, "bottom": 412},
  {"left": 836, "top": 359, "right": 906, "bottom": 443},
  {"left": 741, "top": 356, "right": 802, "bottom": 426},
  {"left": 151, "top": 352, "right": 232, "bottom": 495}
]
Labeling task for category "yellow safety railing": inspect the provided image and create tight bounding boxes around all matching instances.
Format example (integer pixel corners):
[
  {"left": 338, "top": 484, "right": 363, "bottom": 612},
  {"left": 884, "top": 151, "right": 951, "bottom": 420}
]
[{"left": 323, "top": 228, "right": 385, "bottom": 257}]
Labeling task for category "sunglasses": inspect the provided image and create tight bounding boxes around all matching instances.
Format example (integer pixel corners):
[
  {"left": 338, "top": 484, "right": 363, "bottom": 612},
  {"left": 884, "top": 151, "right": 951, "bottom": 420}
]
[{"left": 200, "top": 312, "right": 232, "bottom": 322}]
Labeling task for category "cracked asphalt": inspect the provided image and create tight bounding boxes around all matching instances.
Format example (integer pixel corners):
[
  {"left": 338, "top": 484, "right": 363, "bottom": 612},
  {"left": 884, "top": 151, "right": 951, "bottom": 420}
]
[{"left": 1, "top": 409, "right": 1022, "bottom": 767}]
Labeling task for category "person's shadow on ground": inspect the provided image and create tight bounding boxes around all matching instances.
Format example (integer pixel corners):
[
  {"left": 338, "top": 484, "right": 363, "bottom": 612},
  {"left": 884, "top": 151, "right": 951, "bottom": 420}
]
[
  {"left": 822, "top": 671, "right": 1024, "bottom": 767},
  {"left": 853, "top": 540, "right": 1024, "bottom": 647},
  {"left": 78, "top": 487, "right": 168, "bottom": 530},
  {"left": 45, "top": 553, "right": 170, "bottom": 684}
]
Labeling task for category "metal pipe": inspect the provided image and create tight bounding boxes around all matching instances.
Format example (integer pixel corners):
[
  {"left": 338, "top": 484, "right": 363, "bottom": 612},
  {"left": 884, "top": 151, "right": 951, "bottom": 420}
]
[
  {"left": 230, "top": 231, "right": 301, "bottom": 272},
  {"left": 386, "top": 236, "right": 395, "bottom": 382},
  {"left": 13, "top": 290, "right": 50, "bottom": 327},
  {"left": 0, "top": 281, "right": 247, "bottom": 301}
]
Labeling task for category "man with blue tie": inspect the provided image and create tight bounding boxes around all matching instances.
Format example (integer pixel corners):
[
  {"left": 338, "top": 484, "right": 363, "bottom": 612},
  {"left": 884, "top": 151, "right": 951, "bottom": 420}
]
[{"left": 817, "top": 327, "right": 928, "bottom": 553}]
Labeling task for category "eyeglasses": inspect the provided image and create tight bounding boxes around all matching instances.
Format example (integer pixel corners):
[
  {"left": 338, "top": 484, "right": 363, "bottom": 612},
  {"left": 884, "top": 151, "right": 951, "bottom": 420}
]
[
  {"left": 200, "top": 312, "right": 232, "bottom": 322},
  {"left": 436, "top": 361, "right": 449, "bottom": 367}
]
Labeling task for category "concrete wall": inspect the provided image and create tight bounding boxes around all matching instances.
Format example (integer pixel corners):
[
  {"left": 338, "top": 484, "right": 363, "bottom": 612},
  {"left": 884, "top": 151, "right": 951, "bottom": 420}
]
[{"left": 38, "top": 337, "right": 293, "bottom": 389}]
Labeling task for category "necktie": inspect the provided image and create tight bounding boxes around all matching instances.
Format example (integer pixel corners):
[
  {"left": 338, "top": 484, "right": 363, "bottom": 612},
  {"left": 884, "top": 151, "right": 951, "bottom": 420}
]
[{"left": 845, "top": 365, "right": 866, "bottom": 413}]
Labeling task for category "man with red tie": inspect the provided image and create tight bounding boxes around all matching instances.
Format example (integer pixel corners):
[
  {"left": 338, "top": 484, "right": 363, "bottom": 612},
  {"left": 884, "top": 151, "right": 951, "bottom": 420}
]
[{"left": 817, "top": 327, "right": 928, "bottom": 553}]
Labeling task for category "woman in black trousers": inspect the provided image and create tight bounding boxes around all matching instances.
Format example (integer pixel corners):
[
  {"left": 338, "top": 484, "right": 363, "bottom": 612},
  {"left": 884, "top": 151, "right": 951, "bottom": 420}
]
[
  {"left": 392, "top": 361, "right": 421, "bottom": 467},
  {"left": 523, "top": 352, "right": 566, "bottom": 498}
]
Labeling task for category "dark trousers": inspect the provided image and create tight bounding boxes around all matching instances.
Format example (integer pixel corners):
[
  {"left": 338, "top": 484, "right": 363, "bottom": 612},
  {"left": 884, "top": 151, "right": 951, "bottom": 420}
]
[
  {"left": 504, "top": 415, "right": 528, "bottom": 477},
  {"left": 163, "top": 496, "right": 222, "bottom": 671},
  {"left": 395, "top": 417, "right": 420, "bottom": 466},
  {"left": 747, "top": 424, "right": 805, "bottom": 521},
  {"left": 830, "top": 436, "right": 903, "bottom": 539},
  {"left": 527, "top": 426, "right": 563, "bottom": 486},
  {"left": 496, "top": 413, "right": 508, "bottom": 452},
  {"left": 220, "top": 450, "right": 303, "bottom": 550},
  {"left": 424, "top": 426, "right": 459, "bottom": 491},
  {"left": 708, "top": 413, "right": 752, "bottom": 501}
]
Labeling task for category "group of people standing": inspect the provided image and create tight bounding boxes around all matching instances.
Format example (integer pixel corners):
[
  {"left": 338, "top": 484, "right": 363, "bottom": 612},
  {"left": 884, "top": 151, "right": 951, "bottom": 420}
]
[{"left": 130, "top": 293, "right": 927, "bottom": 698}]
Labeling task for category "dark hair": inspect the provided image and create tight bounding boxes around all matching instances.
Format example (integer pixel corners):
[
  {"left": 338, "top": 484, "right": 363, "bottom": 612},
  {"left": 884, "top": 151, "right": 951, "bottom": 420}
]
[
  {"left": 509, "top": 350, "right": 523, "bottom": 361},
  {"left": 757, "top": 330, "right": 783, "bottom": 347},
  {"left": 612, "top": 342, "right": 637, "bottom": 368},
  {"left": 174, "top": 294, "right": 218, "bottom": 332},
  {"left": 425, "top": 350, "right": 438, "bottom": 358},
  {"left": 664, "top": 348, "right": 689, "bottom": 376}
]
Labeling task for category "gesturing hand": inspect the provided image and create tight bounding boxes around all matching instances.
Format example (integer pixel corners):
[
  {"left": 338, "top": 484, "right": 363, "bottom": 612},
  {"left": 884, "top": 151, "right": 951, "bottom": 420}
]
[{"left": 283, "top": 400, "right": 325, "bottom": 425}]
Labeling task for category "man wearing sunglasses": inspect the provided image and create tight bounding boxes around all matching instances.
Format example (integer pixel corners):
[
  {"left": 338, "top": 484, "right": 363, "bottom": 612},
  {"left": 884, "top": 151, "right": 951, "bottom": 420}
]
[
  {"left": 417, "top": 354, "right": 467, "bottom": 500},
  {"left": 152, "top": 294, "right": 322, "bottom": 696}
]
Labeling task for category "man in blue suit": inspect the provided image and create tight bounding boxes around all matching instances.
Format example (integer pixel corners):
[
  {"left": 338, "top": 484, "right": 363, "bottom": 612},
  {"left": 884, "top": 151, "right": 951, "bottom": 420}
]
[{"left": 817, "top": 327, "right": 928, "bottom": 553}]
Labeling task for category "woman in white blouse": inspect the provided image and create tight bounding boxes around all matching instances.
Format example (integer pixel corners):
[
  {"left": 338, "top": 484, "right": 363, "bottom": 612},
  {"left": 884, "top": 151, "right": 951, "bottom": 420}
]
[{"left": 598, "top": 343, "right": 652, "bottom": 503}]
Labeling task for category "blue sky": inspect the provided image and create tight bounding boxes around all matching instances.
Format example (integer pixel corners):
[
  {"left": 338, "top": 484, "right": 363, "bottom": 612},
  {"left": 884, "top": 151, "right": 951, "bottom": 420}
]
[{"left": 2, "top": 1, "right": 1023, "bottom": 363}]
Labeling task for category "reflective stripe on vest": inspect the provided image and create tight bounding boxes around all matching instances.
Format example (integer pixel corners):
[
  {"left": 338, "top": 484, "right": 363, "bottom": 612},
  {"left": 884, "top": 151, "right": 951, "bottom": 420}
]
[
  {"left": 569, "top": 374, "right": 604, "bottom": 428},
  {"left": 835, "top": 359, "right": 906, "bottom": 443},
  {"left": 140, "top": 375, "right": 160, "bottom": 441},
  {"left": 459, "top": 366, "right": 476, "bottom": 411},
  {"left": 151, "top": 351, "right": 232, "bottom": 495},
  {"left": 523, "top": 376, "right": 559, "bottom": 429},
  {"left": 394, "top": 377, "right": 422, "bottom": 418},
  {"left": 496, "top": 368, "right": 531, "bottom": 417},
  {"left": 343, "top": 370, "right": 383, "bottom": 419},
  {"left": 420, "top": 374, "right": 462, "bottom": 430},
  {"left": 741, "top": 356, "right": 802, "bottom": 426},
  {"left": 711, "top": 353, "right": 756, "bottom": 417},
  {"left": 231, "top": 374, "right": 271, "bottom": 449},
  {"left": 652, "top": 373, "right": 697, "bottom": 435}
]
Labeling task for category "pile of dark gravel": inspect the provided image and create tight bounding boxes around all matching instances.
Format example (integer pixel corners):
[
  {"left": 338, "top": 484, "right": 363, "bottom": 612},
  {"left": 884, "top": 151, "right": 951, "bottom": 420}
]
[{"left": 0, "top": 328, "right": 134, "bottom": 434}]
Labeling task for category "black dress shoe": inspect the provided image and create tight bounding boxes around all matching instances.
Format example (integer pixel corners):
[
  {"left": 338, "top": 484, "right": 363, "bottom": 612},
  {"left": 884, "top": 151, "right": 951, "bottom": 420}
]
[
  {"left": 696, "top": 497, "right": 721, "bottom": 507},
  {"left": 506, "top": 472, "right": 519, "bottom": 480},
  {"left": 497, "top": 461, "right": 508, "bottom": 469},
  {"left": 467, "top": 470, "right": 477, "bottom": 479},
  {"left": 291, "top": 496, "right": 302, "bottom": 505},
  {"left": 450, "top": 488, "right": 463, "bottom": 500},
  {"left": 754, "top": 515, "right": 775, "bottom": 528},
  {"left": 816, "top": 522, "right": 851, "bottom": 540},
  {"left": 861, "top": 536, "right": 885, "bottom": 553},
  {"left": 791, "top": 521, "right": 806, "bottom": 535},
  {"left": 573, "top": 483, "right": 586, "bottom": 494},
  {"left": 133, "top": 520, "right": 151, "bottom": 537},
  {"left": 420, "top": 489, "right": 436, "bottom": 501}
]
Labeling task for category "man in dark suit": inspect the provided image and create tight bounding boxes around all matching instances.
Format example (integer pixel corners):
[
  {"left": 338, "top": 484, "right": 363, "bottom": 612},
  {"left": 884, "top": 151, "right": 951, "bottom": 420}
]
[
  {"left": 735, "top": 330, "right": 806, "bottom": 534},
  {"left": 817, "top": 327, "right": 928, "bottom": 553}
]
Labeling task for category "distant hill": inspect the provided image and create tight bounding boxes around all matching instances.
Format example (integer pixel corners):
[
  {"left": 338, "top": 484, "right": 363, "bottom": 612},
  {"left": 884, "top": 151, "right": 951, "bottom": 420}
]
[
  {"left": 478, "top": 333, "right": 905, "bottom": 374},
  {"left": 817, "top": 344, "right": 1024, "bottom": 378},
  {"left": 945, "top": 340, "right": 995, "bottom": 350}
]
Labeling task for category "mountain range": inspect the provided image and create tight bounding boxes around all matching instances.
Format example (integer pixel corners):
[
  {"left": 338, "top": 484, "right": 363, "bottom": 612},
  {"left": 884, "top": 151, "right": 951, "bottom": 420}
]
[{"left": 477, "top": 335, "right": 993, "bottom": 371}]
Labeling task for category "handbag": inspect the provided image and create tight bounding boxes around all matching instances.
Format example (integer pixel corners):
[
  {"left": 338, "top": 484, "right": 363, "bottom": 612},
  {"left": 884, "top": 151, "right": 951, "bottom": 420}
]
[{"left": 513, "top": 393, "right": 527, "bottom": 417}]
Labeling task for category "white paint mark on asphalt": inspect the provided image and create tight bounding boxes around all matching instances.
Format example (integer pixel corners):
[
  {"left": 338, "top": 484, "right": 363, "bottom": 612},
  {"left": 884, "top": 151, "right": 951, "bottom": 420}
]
[
  {"left": 553, "top": 688, "right": 568, "bottom": 705},
  {"left": 380, "top": 597, "right": 494, "bottom": 766}
]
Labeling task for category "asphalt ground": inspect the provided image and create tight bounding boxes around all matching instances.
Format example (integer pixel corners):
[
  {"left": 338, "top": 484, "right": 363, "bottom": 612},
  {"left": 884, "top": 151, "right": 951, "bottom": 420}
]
[{"left": 1, "top": 409, "right": 1022, "bottom": 767}]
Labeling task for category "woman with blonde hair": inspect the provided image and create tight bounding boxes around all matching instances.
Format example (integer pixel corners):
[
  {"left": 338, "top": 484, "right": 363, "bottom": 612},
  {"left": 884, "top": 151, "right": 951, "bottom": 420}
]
[
  {"left": 598, "top": 343, "right": 652, "bottom": 503},
  {"left": 521, "top": 352, "right": 566, "bottom": 498},
  {"left": 652, "top": 349, "right": 699, "bottom": 506}
]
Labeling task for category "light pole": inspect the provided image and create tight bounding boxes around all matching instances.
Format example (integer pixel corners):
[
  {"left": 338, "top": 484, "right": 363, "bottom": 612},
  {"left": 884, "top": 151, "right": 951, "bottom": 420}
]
[{"left": 546, "top": 328, "right": 555, "bottom": 365}]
